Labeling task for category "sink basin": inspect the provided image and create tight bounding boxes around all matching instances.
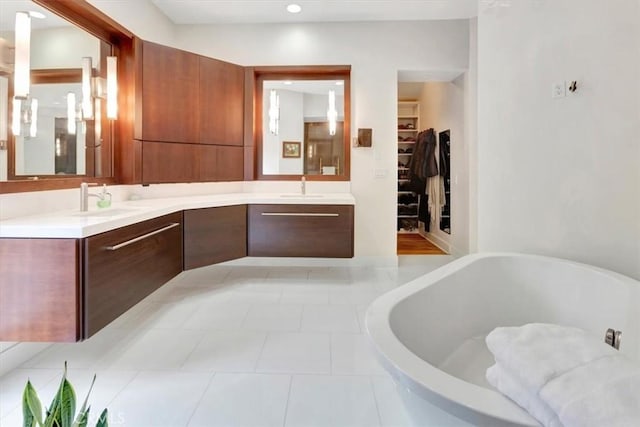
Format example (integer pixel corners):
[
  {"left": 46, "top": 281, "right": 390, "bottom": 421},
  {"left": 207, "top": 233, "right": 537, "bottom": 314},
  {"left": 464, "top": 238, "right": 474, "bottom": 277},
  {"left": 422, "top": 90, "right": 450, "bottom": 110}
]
[
  {"left": 279, "top": 194, "right": 325, "bottom": 199},
  {"left": 73, "top": 208, "right": 141, "bottom": 218}
]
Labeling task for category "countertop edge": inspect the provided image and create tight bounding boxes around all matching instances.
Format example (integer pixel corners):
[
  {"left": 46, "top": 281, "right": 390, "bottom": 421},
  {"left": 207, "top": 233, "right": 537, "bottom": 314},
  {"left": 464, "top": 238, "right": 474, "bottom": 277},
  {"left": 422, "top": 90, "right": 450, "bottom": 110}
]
[{"left": 0, "top": 192, "right": 356, "bottom": 239}]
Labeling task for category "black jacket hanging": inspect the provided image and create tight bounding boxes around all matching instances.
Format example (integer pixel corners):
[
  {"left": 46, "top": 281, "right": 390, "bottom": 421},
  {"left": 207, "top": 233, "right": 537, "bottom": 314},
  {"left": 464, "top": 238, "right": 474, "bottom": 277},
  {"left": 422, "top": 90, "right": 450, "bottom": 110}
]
[{"left": 407, "top": 128, "right": 438, "bottom": 194}]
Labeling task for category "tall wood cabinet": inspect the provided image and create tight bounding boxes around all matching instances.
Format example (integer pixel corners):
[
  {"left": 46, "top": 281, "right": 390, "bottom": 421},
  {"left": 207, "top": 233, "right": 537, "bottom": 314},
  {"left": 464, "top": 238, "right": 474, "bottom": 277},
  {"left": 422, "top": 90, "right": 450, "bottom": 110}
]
[
  {"left": 120, "top": 40, "right": 246, "bottom": 184},
  {"left": 138, "top": 42, "right": 200, "bottom": 144}
]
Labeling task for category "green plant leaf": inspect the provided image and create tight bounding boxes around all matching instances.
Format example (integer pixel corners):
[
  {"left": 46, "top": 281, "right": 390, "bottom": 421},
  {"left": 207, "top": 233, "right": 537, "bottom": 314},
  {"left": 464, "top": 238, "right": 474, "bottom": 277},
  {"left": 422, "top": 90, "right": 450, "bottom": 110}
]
[
  {"left": 95, "top": 409, "right": 108, "bottom": 427},
  {"left": 72, "top": 405, "right": 90, "bottom": 427},
  {"left": 72, "top": 375, "right": 96, "bottom": 427},
  {"left": 59, "top": 378, "right": 77, "bottom": 427},
  {"left": 22, "top": 380, "right": 43, "bottom": 427},
  {"left": 44, "top": 363, "right": 67, "bottom": 427}
]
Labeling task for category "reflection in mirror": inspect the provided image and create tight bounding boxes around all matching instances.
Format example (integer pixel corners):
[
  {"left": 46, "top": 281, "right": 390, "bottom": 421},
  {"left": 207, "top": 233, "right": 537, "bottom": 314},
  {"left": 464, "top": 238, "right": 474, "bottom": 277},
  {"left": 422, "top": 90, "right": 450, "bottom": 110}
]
[
  {"left": 439, "top": 129, "right": 451, "bottom": 234},
  {"left": 14, "top": 80, "right": 87, "bottom": 176},
  {"left": 259, "top": 74, "right": 349, "bottom": 179},
  {"left": 0, "top": 0, "right": 108, "bottom": 182}
]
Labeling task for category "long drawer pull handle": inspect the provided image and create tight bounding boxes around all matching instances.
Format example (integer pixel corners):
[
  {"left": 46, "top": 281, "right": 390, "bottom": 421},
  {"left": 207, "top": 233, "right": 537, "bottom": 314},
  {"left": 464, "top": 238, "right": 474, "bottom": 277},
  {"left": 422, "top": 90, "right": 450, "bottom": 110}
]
[
  {"left": 105, "top": 223, "right": 180, "bottom": 251},
  {"left": 261, "top": 212, "right": 339, "bottom": 217}
]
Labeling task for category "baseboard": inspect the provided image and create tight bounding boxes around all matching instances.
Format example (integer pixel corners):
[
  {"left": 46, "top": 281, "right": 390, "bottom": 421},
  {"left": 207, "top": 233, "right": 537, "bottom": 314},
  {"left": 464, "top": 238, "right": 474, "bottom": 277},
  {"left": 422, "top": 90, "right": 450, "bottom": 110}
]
[
  {"left": 0, "top": 342, "right": 51, "bottom": 377},
  {"left": 418, "top": 229, "right": 451, "bottom": 254},
  {"left": 449, "top": 245, "right": 468, "bottom": 259},
  {"left": 223, "top": 255, "right": 399, "bottom": 268}
]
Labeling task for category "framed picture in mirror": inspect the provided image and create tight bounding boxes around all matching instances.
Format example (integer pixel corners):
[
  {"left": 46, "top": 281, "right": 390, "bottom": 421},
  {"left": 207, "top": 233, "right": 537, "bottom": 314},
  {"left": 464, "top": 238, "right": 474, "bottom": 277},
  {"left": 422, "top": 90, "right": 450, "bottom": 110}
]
[{"left": 282, "top": 141, "right": 301, "bottom": 158}]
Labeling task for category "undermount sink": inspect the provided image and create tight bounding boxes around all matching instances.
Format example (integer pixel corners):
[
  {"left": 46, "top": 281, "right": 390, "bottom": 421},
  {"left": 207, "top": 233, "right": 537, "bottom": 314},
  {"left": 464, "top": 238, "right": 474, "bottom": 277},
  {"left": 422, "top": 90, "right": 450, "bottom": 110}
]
[
  {"left": 279, "top": 194, "right": 325, "bottom": 198},
  {"left": 73, "top": 208, "right": 141, "bottom": 218}
]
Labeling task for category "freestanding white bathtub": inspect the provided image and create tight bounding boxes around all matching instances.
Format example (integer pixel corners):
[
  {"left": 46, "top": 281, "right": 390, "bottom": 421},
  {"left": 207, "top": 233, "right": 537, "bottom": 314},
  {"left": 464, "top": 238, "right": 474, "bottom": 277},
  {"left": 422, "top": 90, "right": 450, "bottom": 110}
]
[{"left": 366, "top": 253, "right": 640, "bottom": 426}]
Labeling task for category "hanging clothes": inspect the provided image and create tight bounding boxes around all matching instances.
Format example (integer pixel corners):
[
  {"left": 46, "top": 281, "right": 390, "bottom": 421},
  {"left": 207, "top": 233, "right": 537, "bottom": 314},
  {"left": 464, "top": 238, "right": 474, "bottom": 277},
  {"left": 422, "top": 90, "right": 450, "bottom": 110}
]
[
  {"left": 426, "top": 175, "right": 446, "bottom": 223},
  {"left": 407, "top": 128, "right": 438, "bottom": 194},
  {"left": 408, "top": 128, "right": 438, "bottom": 229}
]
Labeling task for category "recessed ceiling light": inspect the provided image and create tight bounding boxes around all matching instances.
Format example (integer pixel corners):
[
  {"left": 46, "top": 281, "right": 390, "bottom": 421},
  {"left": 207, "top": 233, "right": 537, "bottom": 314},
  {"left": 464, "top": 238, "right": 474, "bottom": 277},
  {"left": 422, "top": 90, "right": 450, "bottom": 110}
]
[
  {"left": 284, "top": 81, "right": 293, "bottom": 85},
  {"left": 335, "top": 81, "right": 344, "bottom": 86},
  {"left": 286, "top": 4, "right": 302, "bottom": 14},
  {"left": 28, "top": 11, "right": 46, "bottom": 19}
]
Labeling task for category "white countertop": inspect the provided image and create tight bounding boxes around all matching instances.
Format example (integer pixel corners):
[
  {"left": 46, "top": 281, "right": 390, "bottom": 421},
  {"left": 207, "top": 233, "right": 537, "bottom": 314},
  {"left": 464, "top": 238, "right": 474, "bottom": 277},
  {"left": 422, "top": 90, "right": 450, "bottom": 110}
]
[{"left": 0, "top": 192, "right": 355, "bottom": 238}]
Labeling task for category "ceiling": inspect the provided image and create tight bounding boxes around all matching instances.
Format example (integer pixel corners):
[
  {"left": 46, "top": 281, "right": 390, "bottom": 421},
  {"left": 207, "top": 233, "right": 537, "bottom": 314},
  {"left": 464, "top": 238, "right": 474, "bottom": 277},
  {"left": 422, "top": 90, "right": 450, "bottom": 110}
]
[
  {"left": 150, "top": 0, "right": 479, "bottom": 25},
  {"left": 0, "top": 1, "right": 479, "bottom": 33},
  {"left": 0, "top": 1, "right": 70, "bottom": 32}
]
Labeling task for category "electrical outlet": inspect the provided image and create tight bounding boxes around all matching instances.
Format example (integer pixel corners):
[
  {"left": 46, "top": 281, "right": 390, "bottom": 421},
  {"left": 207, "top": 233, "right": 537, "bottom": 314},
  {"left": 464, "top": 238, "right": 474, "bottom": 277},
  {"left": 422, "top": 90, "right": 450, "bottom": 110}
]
[
  {"left": 552, "top": 82, "right": 566, "bottom": 99},
  {"left": 374, "top": 168, "right": 387, "bottom": 178}
]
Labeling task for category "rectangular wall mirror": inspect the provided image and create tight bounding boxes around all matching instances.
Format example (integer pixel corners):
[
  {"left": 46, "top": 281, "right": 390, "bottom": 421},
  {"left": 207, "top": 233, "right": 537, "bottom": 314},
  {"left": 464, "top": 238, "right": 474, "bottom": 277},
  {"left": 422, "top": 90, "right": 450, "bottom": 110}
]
[
  {"left": 253, "top": 66, "right": 351, "bottom": 181},
  {"left": 0, "top": 0, "right": 120, "bottom": 190},
  {"left": 262, "top": 80, "right": 345, "bottom": 176}
]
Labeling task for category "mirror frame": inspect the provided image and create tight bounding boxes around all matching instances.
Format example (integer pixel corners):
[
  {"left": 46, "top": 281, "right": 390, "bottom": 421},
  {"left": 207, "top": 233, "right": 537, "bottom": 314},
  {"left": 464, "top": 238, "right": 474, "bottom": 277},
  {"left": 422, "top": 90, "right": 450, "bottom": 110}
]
[
  {"left": 248, "top": 65, "right": 351, "bottom": 181},
  {"left": 0, "top": 0, "right": 134, "bottom": 194}
]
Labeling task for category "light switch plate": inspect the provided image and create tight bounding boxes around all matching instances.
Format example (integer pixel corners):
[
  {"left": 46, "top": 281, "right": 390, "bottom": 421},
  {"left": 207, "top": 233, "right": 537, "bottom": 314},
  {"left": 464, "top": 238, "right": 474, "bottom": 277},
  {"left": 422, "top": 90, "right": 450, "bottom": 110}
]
[
  {"left": 552, "top": 82, "right": 566, "bottom": 99},
  {"left": 374, "top": 168, "right": 388, "bottom": 178}
]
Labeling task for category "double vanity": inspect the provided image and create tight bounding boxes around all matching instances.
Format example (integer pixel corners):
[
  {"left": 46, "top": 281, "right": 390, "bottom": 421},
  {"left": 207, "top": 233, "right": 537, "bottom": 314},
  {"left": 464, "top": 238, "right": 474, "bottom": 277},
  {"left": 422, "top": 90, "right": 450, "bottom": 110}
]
[{"left": 0, "top": 191, "right": 355, "bottom": 343}]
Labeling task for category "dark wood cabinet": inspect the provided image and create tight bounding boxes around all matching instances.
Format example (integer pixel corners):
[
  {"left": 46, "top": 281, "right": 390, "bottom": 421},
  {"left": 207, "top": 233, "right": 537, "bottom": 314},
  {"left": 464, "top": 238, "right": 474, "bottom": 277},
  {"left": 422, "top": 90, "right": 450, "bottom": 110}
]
[
  {"left": 128, "top": 40, "right": 245, "bottom": 184},
  {"left": 0, "top": 201, "right": 354, "bottom": 342},
  {"left": 216, "top": 146, "right": 244, "bottom": 181},
  {"left": 248, "top": 204, "right": 354, "bottom": 258},
  {"left": 141, "top": 142, "right": 241, "bottom": 184},
  {"left": 83, "top": 213, "right": 183, "bottom": 338},
  {"left": 184, "top": 206, "right": 247, "bottom": 270},
  {"left": 0, "top": 214, "right": 183, "bottom": 342},
  {"left": 199, "top": 57, "right": 244, "bottom": 146},
  {"left": 141, "top": 141, "right": 200, "bottom": 183},
  {"left": 0, "top": 239, "right": 82, "bottom": 342},
  {"left": 138, "top": 41, "right": 200, "bottom": 143}
]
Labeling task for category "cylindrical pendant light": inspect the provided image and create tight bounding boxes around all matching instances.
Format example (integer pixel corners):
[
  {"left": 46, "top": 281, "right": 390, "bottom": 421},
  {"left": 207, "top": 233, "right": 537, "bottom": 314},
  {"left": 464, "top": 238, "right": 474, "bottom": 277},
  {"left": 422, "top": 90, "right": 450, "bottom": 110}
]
[
  {"left": 81, "top": 57, "right": 93, "bottom": 119},
  {"left": 14, "top": 12, "right": 31, "bottom": 99},
  {"left": 106, "top": 56, "right": 118, "bottom": 119}
]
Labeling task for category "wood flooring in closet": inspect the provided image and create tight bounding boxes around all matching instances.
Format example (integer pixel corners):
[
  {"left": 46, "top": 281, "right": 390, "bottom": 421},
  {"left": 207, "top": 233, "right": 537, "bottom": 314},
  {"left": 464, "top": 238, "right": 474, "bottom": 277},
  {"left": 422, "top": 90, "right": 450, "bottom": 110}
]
[{"left": 397, "top": 233, "right": 446, "bottom": 255}]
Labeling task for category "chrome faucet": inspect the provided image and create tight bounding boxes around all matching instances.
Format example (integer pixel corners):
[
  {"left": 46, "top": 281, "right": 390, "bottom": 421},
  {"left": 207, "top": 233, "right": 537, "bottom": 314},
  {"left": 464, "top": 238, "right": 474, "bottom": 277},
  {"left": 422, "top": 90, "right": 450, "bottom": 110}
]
[
  {"left": 301, "top": 176, "right": 306, "bottom": 195},
  {"left": 80, "top": 183, "right": 110, "bottom": 211}
]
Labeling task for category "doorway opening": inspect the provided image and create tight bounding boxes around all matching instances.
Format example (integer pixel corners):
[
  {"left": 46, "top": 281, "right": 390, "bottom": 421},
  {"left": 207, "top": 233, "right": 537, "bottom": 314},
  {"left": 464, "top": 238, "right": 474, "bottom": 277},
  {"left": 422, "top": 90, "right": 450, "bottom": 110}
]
[{"left": 396, "top": 70, "right": 468, "bottom": 255}]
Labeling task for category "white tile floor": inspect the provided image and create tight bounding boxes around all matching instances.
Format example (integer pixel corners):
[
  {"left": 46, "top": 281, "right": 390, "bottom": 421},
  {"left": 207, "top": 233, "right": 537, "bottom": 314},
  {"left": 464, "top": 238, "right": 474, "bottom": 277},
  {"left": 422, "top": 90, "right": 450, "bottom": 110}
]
[{"left": 0, "top": 255, "right": 475, "bottom": 427}]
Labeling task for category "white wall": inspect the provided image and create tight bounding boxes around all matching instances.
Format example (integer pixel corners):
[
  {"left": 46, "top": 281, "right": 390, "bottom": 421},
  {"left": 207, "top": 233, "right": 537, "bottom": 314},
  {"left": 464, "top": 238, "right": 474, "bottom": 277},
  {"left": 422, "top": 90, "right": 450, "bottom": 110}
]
[
  {"left": 172, "top": 20, "right": 469, "bottom": 259},
  {"left": 417, "top": 79, "right": 468, "bottom": 256},
  {"left": 477, "top": 1, "right": 640, "bottom": 279},
  {"left": 0, "top": 76, "right": 7, "bottom": 181},
  {"left": 87, "top": 0, "right": 178, "bottom": 48},
  {"left": 31, "top": 27, "right": 100, "bottom": 69},
  {"left": 466, "top": 18, "right": 478, "bottom": 253}
]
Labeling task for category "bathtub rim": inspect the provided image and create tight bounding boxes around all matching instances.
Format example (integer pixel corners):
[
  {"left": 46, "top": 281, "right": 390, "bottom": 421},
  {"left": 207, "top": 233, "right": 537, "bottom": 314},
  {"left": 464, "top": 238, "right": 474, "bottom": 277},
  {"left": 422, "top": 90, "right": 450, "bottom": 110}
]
[{"left": 365, "top": 252, "right": 639, "bottom": 426}]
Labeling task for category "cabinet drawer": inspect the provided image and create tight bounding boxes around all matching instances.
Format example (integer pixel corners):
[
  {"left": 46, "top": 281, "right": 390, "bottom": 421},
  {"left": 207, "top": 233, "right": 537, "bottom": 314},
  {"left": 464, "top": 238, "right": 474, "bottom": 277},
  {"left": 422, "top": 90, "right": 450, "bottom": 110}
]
[
  {"left": 184, "top": 205, "right": 247, "bottom": 269},
  {"left": 83, "top": 212, "right": 183, "bottom": 338},
  {"left": 247, "top": 204, "right": 354, "bottom": 258}
]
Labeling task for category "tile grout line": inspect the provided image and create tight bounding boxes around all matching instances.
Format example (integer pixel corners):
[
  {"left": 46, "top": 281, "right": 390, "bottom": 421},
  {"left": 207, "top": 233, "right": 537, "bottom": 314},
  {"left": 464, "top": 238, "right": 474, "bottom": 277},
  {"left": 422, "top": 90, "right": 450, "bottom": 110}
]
[
  {"left": 184, "top": 371, "right": 216, "bottom": 427},
  {"left": 281, "top": 375, "right": 294, "bottom": 427},
  {"left": 103, "top": 369, "right": 143, "bottom": 413},
  {"left": 252, "top": 332, "right": 270, "bottom": 373},
  {"left": 368, "top": 375, "right": 385, "bottom": 427}
]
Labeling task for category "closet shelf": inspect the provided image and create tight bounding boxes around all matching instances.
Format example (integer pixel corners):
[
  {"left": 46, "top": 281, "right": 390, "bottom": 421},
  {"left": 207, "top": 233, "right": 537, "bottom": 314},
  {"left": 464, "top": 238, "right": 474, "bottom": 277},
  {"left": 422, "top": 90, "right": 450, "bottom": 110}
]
[{"left": 398, "top": 100, "right": 420, "bottom": 238}]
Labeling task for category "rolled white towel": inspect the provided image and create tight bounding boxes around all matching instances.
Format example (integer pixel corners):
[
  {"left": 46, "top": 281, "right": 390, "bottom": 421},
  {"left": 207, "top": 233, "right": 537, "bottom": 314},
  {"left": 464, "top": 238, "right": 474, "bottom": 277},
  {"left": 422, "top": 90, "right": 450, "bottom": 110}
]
[
  {"left": 486, "top": 364, "right": 562, "bottom": 427},
  {"left": 486, "top": 323, "right": 640, "bottom": 427},
  {"left": 486, "top": 323, "right": 617, "bottom": 390},
  {"left": 541, "top": 353, "right": 640, "bottom": 427}
]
